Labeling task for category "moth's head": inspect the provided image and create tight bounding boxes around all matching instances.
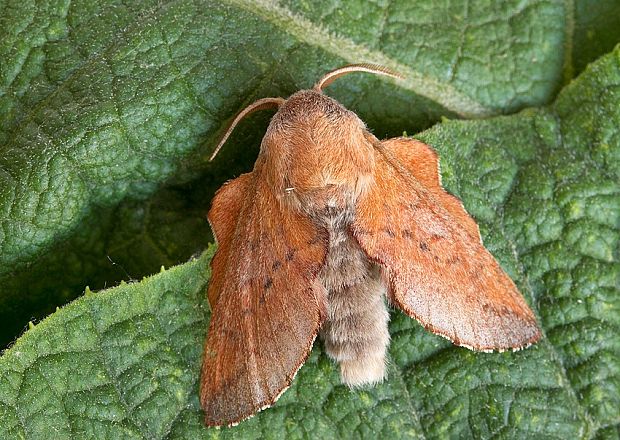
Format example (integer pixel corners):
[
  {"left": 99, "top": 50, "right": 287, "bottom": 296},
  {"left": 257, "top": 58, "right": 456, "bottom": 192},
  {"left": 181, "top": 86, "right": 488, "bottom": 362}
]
[
  {"left": 209, "top": 64, "right": 402, "bottom": 162},
  {"left": 264, "top": 88, "right": 365, "bottom": 155},
  {"left": 270, "top": 88, "right": 356, "bottom": 132}
]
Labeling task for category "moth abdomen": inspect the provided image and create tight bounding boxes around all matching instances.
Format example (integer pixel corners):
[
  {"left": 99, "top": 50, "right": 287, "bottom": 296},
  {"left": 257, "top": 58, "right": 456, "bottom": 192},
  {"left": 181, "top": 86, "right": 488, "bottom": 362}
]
[
  {"left": 318, "top": 207, "right": 390, "bottom": 387},
  {"left": 321, "top": 266, "right": 390, "bottom": 387}
]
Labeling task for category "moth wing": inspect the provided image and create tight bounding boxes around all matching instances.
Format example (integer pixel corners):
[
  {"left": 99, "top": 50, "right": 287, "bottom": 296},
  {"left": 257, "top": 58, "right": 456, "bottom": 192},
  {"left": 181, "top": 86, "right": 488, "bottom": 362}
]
[
  {"left": 352, "top": 138, "right": 541, "bottom": 350},
  {"left": 201, "top": 165, "right": 328, "bottom": 426},
  {"left": 206, "top": 172, "right": 252, "bottom": 308},
  {"left": 382, "top": 138, "right": 481, "bottom": 239}
]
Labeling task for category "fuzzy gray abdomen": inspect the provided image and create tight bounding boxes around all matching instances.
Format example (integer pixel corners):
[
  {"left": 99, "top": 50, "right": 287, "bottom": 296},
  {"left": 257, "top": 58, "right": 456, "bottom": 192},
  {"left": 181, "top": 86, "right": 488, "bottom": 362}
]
[{"left": 318, "top": 209, "right": 390, "bottom": 386}]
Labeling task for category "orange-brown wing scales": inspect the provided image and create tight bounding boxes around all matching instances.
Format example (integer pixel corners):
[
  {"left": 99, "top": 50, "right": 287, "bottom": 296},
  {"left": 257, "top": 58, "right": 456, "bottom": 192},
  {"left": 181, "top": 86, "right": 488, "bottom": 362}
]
[
  {"left": 201, "top": 171, "right": 327, "bottom": 426},
  {"left": 352, "top": 143, "right": 541, "bottom": 351},
  {"left": 207, "top": 173, "right": 253, "bottom": 307},
  {"left": 381, "top": 137, "right": 480, "bottom": 240}
]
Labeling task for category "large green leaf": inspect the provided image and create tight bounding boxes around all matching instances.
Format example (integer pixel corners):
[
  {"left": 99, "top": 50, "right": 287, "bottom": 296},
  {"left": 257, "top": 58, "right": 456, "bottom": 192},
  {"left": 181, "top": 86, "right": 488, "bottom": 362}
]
[
  {"left": 2, "top": 0, "right": 620, "bottom": 348},
  {"left": 1, "top": 40, "right": 618, "bottom": 439}
]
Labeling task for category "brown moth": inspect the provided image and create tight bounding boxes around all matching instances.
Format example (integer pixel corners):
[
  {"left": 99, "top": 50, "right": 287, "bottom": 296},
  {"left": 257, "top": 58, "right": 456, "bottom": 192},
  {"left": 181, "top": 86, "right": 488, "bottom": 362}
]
[{"left": 201, "top": 64, "right": 541, "bottom": 427}]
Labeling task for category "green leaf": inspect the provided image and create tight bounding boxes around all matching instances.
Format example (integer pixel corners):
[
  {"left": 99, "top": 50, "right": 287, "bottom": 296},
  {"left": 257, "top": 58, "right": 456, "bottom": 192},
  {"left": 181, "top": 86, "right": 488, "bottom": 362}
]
[
  {"left": 573, "top": 0, "right": 620, "bottom": 77},
  {"left": 1, "top": 40, "right": 618, "bottom": 440},
  {"left": 0, "top": 249, "right": 214, "bottom": 439},
  {"left": 2, "top": 0, "right": 620, "bottom": 347}
]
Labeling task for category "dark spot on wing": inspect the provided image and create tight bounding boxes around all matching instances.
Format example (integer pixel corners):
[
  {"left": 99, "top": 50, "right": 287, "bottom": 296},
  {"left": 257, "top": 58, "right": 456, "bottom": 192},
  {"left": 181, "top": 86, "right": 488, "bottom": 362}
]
[
  {"left": 403, "top": 229, "right": 413, "bottom": 239},
  {"left": 286, "top": 249, "right": 296, "bottom": 261},
  {"left": 272, "top": 260, "right": 282, "bottom": 271},
  {"left": 264, "top": 278, "right": 273, "bottom": 289},
  {"left": 383, "top": 228, "right": 396, "bottom": 238},
  {"left": 419, "top": 242, "right": 429, "bottom": 251}
]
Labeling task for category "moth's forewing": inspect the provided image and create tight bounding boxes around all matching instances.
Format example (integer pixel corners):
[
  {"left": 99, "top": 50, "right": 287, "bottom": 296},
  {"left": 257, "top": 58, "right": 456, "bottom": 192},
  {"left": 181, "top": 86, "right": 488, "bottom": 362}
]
[
  {"left": 380, "top": 138, "right": 481, "bottom": 239},
  {"left": 201, "top": 163, "right": 328, "bottom": 426},
  {"left": 206, "top": 173, "right": 252, "bottom": 307},
  {"left": 351, "top": 138, "right": 541, "bottom": 351}
]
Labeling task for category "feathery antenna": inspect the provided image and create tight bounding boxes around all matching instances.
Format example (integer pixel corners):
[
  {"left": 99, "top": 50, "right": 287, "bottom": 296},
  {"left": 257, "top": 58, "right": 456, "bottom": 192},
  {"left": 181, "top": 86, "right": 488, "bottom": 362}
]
[
  {"left": 314, "top": 63, "right": 403, "bottom": 91},
  {"left": 209, "top": 97, "right": 285, "bottom": 161}
]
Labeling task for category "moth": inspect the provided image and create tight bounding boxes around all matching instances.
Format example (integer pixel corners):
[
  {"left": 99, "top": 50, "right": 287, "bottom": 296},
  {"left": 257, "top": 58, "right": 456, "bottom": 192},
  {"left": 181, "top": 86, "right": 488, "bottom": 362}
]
[{"left": 201, "top": 64, "right": 541, "bottom": 427}]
